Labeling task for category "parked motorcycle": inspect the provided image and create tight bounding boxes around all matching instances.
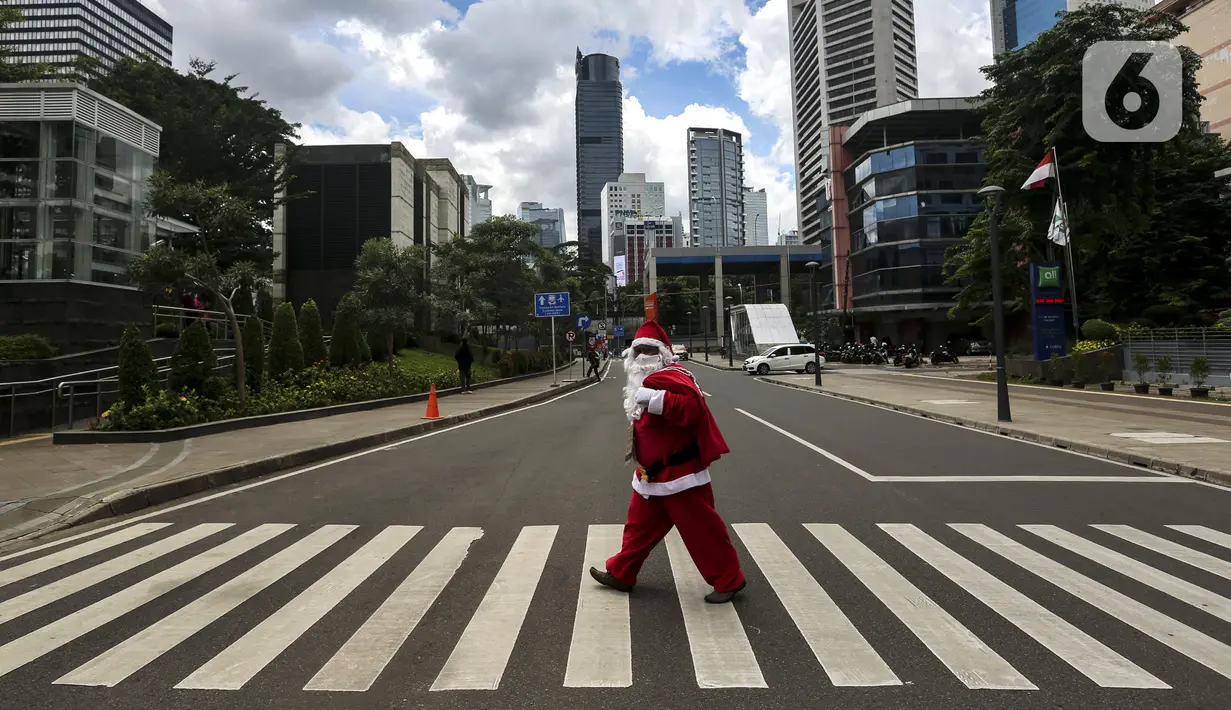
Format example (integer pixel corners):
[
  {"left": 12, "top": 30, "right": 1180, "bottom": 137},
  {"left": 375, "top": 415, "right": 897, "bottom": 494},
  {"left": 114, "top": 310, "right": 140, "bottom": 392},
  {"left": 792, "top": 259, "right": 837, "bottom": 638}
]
[{"left": 930, "top": 345, "right": 959, "bottom": 366}]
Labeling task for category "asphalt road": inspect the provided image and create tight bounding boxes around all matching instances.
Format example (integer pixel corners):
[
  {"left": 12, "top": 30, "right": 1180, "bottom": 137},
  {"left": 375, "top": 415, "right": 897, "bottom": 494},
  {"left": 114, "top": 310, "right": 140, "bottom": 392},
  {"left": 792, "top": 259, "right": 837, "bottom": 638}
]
[{"left": 3, "top": 364, "right": 1231, "bottom": 709}]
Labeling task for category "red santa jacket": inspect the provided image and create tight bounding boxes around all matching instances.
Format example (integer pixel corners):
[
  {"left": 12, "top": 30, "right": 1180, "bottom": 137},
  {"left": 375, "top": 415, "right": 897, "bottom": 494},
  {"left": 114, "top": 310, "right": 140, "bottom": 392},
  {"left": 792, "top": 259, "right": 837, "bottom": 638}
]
[{"left": 632, "top": 365, "right": 730, "bottom": 496}]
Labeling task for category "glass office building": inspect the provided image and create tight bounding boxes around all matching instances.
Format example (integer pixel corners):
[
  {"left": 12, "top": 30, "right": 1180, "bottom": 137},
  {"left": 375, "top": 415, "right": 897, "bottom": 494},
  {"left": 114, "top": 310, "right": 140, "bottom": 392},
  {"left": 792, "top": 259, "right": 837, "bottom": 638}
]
[
  {"left": 574, "top": 49, "right": 623, "bottom": 261},
  {"left": 2, "top": 0, "right": 173, "bottom": 77},
  {"left": 687, "top": 127, "right": 745, "bottom": 247},
  {"left": 0, "top": 83, "right": 191, "bottom": 285}
]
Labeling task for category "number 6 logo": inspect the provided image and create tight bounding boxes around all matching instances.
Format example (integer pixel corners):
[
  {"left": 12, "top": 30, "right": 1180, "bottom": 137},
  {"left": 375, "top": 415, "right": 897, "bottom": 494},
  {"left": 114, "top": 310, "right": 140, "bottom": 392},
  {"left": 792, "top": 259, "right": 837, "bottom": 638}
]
[{"left": 1082, "top": 41, "right": 1183, "bottom": 143}]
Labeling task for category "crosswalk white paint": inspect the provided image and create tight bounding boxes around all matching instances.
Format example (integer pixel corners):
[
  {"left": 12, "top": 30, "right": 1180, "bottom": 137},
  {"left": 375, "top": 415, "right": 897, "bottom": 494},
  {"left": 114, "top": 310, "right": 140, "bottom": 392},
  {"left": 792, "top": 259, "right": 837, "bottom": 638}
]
[
  {"left": 0, "top": 524, "right": 291, "bottom": 678},
  {"left": 665, "top": 529, "right": 766, "bottom": 689},
  {"left": 734, "top": 523, "right": 899, "bottom": 687},
  {"left": 56, "top": 525, "right": 355, "bottom": 688},
  {"left": 0, "top": 523, "right": 170, "bottom": 590},
  {"left": 1021, "top": 525, "right": 1231, "bottom": 624},
  {"left": 564, "top": 524, "right": 631, "bottom": 688},
  {"left": 0, "top": 522, "right": 232, "bottom": 626},
  {"left": 430, "top": 525, "right": 558, "bottom": 691},
  {"left": 176, "top": 525, "right": 420, "bottom": 691},
  {"left": 953, "top": 523, "right": 1231, "bottom": 680},
  {"left": 3, "top": 520, "right": 1231, "bottom": 694},
  {"left": 881, "top": 524, "right": 1167, "bottom": 689},
  {"left": 306, "top": 526, "right": 482, "bottom": 692},
  {"left": 806, "top": 523, "right": 1035, "bottom": 690}
]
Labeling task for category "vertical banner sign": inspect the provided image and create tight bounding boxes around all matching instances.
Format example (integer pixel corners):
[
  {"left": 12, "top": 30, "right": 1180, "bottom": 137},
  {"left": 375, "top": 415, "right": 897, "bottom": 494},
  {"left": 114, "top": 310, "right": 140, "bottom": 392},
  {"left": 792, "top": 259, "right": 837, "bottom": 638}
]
[
  {"left": 613, "top": 255, "right": 627, "bottom": 288},
  {"left": 1030, "top": 262, "right": 1067, "bottom": 361},
  {"left": 644, "top": 292, "right": 658, "bottom": 321}
]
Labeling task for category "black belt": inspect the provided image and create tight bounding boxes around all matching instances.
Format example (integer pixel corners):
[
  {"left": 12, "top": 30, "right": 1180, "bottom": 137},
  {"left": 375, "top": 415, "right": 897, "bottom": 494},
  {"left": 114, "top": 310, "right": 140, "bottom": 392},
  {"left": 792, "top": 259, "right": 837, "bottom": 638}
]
[{"left": 641, "top": 442, "right": 701, "bottom": 480}]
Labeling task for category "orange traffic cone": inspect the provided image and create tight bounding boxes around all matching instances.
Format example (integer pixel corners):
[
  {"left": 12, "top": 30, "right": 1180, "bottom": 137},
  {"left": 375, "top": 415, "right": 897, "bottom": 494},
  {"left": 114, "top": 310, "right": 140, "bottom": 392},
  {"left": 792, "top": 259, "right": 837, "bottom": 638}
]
[{"left": 423, "top": 384, "right": 443, "bottom": 420}]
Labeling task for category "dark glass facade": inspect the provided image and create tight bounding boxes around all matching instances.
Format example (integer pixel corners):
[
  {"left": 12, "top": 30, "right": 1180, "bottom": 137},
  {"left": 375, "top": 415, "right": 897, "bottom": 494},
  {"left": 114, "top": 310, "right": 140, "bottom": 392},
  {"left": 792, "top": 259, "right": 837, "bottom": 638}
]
[
  {"left": 842, "top": 141, "right": 986, "bottom": 309},
  {"left": 1004, "top": 0, "right": 1065, "bottom": 51},
  {"left": 575, "top": 50, "right": 623, "bottom": 261},
  {"left": 4, "top": 0, "right": 173, "bottom": 77}
]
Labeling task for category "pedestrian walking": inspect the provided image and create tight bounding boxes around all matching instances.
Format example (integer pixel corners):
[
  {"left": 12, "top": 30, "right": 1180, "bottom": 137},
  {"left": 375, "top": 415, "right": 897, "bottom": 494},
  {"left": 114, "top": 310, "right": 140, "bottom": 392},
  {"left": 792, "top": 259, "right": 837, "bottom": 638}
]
[
  {"left": 586, "top": 347, "right": 602, "bottom": 381},
  {"left": 589, "top": 320, "right": 747, "bottom": 604},
  {"left": 455, "top": 337, "right": 475, "bottom": 394}
]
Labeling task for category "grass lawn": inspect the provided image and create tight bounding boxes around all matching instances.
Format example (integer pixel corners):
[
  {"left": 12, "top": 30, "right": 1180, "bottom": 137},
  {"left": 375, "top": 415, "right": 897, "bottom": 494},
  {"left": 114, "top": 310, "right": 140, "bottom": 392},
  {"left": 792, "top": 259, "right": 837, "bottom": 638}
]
[{"left": 396, "top": 348, "right": 498, "bottom": 382}]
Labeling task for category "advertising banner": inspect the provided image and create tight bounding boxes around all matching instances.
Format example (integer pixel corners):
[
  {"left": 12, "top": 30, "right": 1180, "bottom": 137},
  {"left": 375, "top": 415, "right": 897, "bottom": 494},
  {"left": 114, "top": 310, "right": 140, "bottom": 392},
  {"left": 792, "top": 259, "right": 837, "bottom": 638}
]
[
  {"left": 613, "top": 254, "right": 627, "bottom": 288},
  {"left": 1029, "top": 262, "right": 1067, "bottom": 361}
]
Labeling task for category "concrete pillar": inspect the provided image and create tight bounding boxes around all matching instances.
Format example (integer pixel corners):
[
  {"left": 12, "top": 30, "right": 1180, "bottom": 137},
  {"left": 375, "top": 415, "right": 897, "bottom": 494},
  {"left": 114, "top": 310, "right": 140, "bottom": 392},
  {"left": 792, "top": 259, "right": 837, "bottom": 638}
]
[
  {"left": 646, "top": 252, "right": 657, "bottom": 296},
  {"left": 779, "top": 252, "right": 791, "bottom": 310},
  {"left": 714, "top": 253, "right": 724, "bottom": 342},
  {"left": 271, "top": 142, "right": 288, "bottom": 304}
]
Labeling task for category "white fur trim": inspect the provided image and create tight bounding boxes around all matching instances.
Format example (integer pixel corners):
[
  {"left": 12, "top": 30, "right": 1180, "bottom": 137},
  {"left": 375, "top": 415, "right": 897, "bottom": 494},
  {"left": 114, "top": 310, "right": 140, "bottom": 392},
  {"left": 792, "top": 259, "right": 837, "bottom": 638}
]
[
  {"left": 631, "top": 469, "right": 711, "bottom": 496},
  {"left": 646, "top": 389, "right": 666, "bottom": 415}
]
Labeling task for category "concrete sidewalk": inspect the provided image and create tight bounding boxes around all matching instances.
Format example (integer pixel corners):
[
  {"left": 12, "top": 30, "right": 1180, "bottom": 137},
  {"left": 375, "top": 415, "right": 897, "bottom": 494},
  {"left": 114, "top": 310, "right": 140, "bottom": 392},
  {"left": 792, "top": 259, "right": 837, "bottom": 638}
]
[
  {"left": 0, "top": 367, "right": 604, "bottom": 544},
  {"left": 766, "top": 368, "right": 1231, "bottom": 487}
]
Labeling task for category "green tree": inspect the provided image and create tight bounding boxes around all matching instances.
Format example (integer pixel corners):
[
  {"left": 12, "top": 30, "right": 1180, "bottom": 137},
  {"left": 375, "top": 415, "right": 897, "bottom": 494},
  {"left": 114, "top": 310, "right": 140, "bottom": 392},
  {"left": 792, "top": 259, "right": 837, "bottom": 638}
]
[
  {"left": 945, "top": 5, "right": 1231, "bottom": 322},
  {"left": 297, "top": 298, "right": 328, "bottom": 367},
  {"left": 432, "top": 216, "right": 542, "bottom": 336},
  {"left": 330, "top": 293, "right": 366, "bottom": 367},
  {"left": 352, "top": 239, "right": 425, "bottom": 368},
  {"left": 267, "top": 302, "right": 304, "bottom": 379},
  {"left": 129, "top": 173, "right": 268, "bottom": 410},
  {"left": 242, "top": 316, "right": 265, "bottom": 395},
  {"left": 89, "top": 58, "right": 300, "bottom": 271},
  {"left": 168, "top": 321, "right": 216, "bottom": 394},
  {"left": 117, "top": 325, "right": 158, "bottom": 406}
]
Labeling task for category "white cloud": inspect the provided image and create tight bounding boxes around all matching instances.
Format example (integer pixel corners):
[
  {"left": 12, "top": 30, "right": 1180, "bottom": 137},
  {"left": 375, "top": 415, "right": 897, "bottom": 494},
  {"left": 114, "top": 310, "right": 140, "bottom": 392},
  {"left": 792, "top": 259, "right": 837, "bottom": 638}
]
[{"left": 914, "top": 0, "right": 994, "bottom": 97}]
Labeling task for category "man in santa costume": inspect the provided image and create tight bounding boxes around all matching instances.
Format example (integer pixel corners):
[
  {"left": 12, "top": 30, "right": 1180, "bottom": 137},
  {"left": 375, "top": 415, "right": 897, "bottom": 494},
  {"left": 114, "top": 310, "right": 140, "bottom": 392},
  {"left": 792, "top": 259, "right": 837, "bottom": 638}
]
[{"left": 589, "top": 320, "right": 747, "bottom": 603}]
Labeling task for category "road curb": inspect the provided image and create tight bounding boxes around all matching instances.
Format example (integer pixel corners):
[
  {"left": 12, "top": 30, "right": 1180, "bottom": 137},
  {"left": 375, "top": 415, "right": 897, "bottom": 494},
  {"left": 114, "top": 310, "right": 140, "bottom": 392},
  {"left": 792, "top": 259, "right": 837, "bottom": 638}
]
[
  {"left": 763, "top": 378, "right": 1231, "bottom": 489},
  {"left": 16, "top": 376, "right": 597, "bottom": 542},
  {"left": 689, "top": 358, "right": 744, "bottom": 372}
]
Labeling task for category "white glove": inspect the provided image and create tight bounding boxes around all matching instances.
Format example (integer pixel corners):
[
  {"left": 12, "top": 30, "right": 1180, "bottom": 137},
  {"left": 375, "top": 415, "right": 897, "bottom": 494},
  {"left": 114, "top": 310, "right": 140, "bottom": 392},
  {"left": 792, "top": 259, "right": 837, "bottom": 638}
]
[{"left": 635, "top": 387, "right": 656, "bottom": 405}]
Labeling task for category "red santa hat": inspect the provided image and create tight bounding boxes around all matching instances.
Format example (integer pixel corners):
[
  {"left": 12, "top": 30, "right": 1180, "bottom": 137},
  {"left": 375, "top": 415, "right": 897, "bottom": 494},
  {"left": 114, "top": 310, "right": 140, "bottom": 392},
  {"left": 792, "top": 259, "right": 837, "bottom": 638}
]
[{"left": 628, "top": 320, "right": 676, "bottom": 361}]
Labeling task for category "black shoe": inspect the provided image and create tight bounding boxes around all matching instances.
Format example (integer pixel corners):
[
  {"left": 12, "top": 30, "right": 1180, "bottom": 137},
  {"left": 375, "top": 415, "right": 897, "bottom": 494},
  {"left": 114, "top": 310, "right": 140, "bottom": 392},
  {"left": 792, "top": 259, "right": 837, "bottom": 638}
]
[
  {"left": 589, "top": 566, "right": 633, "bottom": 592},
  {"left": 704, "top": 580, "right": 746, "bottom": 604}
]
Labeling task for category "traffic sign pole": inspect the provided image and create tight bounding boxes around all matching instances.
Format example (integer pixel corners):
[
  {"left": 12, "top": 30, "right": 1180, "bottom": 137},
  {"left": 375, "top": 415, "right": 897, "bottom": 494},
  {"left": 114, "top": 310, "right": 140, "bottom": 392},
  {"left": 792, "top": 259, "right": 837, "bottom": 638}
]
[{"left": 550, "top": 316, "right": 558, "bottom": 387}]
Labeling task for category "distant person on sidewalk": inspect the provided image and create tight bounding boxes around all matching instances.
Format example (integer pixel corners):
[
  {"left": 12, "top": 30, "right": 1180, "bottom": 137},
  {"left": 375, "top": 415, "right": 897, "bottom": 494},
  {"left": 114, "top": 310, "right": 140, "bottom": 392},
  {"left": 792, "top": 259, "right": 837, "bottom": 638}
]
[
  {"left": 586, "top": 347, "right": 602, "bottom": 380},
  {"left": 589, "top": 320, "right": 746, "bottom": 604},
  {"left": 455, "top": 338, "right": 474, "bottom": 394}
]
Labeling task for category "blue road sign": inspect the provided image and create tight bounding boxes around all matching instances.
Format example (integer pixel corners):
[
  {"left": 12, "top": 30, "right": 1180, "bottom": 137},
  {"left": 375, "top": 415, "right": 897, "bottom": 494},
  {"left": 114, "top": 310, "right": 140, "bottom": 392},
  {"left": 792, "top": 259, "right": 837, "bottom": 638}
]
[
  {"left": 534, "top": 292, "right": 571, "bottom": 318},
  {"left": 576, "top": 313, "right": 592, "bottom": 329},
  {"left": 613, "top": 325, "right": 625, "bottom": 336}
]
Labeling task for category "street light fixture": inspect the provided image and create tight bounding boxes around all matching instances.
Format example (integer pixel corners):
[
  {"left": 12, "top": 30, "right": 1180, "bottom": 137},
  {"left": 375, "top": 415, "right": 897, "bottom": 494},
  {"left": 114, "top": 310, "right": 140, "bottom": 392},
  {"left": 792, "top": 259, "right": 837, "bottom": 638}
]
[
  {"left": 806, "top": 260, "right": 822, "bottom": 386},
  {"left": 725, "top": 295, "right": 734, "bottom": 367},
  {"left": 702, "top": 304, "right": 710, "bottom": 362},
  {"left": 977, "top": 184, "right": 1011, "bottom": 422}
]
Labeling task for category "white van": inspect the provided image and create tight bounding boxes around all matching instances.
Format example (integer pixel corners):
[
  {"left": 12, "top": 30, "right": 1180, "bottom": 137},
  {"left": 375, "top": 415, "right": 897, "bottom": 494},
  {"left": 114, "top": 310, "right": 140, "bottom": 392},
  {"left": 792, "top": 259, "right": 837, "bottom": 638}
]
[{"left": 743, "top": 343, "right": 824, "bottom": 375}]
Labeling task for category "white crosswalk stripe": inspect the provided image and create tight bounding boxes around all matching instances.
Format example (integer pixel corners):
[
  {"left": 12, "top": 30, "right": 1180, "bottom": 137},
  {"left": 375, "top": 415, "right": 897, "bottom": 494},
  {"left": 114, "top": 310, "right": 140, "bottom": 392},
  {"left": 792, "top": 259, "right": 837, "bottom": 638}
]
[{"left": 0, "top": 520, "right": 1230, "bottom": 694}]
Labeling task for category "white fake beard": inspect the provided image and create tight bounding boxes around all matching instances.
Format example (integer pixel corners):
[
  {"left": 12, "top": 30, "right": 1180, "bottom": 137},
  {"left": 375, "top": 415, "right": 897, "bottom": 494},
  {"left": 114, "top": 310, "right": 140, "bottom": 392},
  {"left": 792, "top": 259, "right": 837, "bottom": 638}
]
[{"left": 623, "top": 351, "right": 665, "bottom": 421}]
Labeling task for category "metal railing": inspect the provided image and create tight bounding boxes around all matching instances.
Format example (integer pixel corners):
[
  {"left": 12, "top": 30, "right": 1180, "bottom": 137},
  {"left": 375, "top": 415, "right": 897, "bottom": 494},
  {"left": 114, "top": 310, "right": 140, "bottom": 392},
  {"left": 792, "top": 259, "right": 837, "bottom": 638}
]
[
  {"left": 153, "top": 305, "right": 271, "bottom": 341},
  {"left": 1121, "top": 327, "right": 1231, "bottom": 386}
]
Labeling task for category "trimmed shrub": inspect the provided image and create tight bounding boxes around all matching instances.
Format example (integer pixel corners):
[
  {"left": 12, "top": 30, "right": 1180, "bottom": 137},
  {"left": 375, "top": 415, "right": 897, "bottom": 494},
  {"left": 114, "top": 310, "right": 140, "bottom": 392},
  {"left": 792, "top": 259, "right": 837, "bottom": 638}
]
[
  {"left": 358, "top": 330, "right": 373, "bottom": 364},
  {"left": 154, "top": 322, "right": 179, "bottom": 338},
  {"left": 242, "top": 317, "right": 265, "bottom": 395},
  {"left": 167, "top": 321, "right": 215, "bottom": 394},
  {"left": 298, "top": 299, "right": 329, "bottom": 367},
  {"left": 0, "top": 334, "right": 57, "bottom": 361},
  {"left": 118, "top": 326, "right": 158, "bottom": 406},
  {"left": 330, "top": 293, "right": 366, "bottom": 367},
  {"left": 268, "top": 302, "right": 305, "bottom": 380},
  {"left": 257, "top": 290, "right": 275, "bottom": 323},
  {"left": 1080, "top": 319, "right": 1118, "bottom": 342}
]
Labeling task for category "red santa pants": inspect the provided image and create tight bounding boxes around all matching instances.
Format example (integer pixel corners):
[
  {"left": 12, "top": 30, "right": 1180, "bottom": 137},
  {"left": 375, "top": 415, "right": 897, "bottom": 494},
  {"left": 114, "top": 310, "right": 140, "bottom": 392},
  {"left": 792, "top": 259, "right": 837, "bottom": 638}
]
[{"left": 605, "top": 482, "right": 745, "bottom": 593}]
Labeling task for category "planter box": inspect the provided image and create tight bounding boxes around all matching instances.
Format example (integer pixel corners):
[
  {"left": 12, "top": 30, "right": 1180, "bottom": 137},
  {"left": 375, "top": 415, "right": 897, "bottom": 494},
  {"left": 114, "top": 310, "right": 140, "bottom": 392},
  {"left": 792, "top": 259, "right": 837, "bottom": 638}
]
[
  {"left": 1071, "top": 382, "right": 1085, "bottom": 389},
  {"left": 1133, "top": 383, "right": 1151, "bottom": 394},
  {"left": 1191, "top": 387, "right": 1210, "bottom": 398},
  {"left": 1100, "top": 382, "right": 1116, "bottom": 391},
  {"left": 1158, "top": 386, "right": 1174, "bottom": 397}
]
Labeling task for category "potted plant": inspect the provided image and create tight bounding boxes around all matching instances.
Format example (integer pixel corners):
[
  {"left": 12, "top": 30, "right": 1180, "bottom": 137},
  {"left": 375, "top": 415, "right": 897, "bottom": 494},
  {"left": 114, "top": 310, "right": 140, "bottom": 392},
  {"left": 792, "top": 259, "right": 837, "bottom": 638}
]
[
  {"left": 1098, "top": 349, "right": 1117, "bottom": 391},
  {"left": 1071, "top": 352, "right": 1087, "bottom": 389},
  {"left": 1190, "top": 356, "right": 1210, "bottom": 398},
  {"left": 1155, "top": 355, "right": 1174, "bottom": 396},
  {"left": 1046, "top": 353, "right": 1064, "bottom": 386},
  {"left": 1132, "top": 352, "right": 1151, "bottom": 394}
]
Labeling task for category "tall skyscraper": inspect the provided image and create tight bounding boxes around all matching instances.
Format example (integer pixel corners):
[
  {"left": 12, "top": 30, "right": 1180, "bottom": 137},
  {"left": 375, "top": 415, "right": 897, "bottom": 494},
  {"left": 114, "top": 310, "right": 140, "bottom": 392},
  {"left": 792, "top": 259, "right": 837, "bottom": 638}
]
[
  {"left": 687, "top": 127, "right": 746, "bottom": 247},
  {"left": 990, "top": 0, "right": 1153, "bottom": 55},
  {"left": 788, "top": 0, "right": 919, "bottom": 243},
  {"left": 2, "top": 0, "right": 173, "bottom": 77},
  {"left": 518, "top": 201, "right": 567, "bottom": 248},
  {"left": 743, "top": 187, "right": 769, "bottom": 247},
  {"left": 575, "top": 48, "right": 624, "bottom": 262}
]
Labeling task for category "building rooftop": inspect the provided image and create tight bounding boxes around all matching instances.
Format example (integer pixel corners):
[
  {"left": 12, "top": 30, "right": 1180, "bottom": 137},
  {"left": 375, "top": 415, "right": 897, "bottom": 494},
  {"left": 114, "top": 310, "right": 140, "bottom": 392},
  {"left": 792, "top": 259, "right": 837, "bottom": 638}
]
[
  {"left": 842, "top": 97, "right": 984, "bottom": 157},
  {"left": 0, "top": 82, "right": 161, "bottom": 154}
]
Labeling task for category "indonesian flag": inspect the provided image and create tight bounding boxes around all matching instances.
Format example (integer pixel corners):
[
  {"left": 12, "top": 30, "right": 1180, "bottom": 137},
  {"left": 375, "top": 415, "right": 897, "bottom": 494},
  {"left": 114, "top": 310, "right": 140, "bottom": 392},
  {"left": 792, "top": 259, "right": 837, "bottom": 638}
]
[
  {"left": 1047, "top": 197, "right": 1068, "bottom": 246},
  {"left": 1021, "top": 149, "right": 1056, "bottom": 190}
]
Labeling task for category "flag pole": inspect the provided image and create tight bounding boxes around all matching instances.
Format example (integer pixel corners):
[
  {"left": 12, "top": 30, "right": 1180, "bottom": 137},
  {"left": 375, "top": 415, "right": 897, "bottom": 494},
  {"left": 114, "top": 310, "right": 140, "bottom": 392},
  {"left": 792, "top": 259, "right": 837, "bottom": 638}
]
[{"left": 1050, "top": 147, "right": 1081, "bottom": 343}]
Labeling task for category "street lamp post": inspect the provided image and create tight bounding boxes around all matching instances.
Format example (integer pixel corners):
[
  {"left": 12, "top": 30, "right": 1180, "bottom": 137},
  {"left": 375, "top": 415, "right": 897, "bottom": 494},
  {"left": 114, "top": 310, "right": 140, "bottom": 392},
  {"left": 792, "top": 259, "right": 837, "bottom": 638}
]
[
  {"left": 806, "top": 260, "right": 822, "bottom": 386},
  {"left": 978, "top": 184, "right": 1012, "bottom": 422},
  {"left": 686, "top": 310, "right": 693, "bottom": 356},
  {"left": 725, "top": 295, "right": 734, "bottom": 367},
  {"left": 702, "top": 304, "right": 710, "bottom": 361}
]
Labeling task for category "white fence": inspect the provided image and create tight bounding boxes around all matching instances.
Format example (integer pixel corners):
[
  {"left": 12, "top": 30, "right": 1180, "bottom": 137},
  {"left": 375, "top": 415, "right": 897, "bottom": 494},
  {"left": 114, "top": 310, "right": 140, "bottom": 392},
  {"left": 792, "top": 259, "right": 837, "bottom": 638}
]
[{"left": 1121, "top": 328, "right": 1231, "bottom": 386}]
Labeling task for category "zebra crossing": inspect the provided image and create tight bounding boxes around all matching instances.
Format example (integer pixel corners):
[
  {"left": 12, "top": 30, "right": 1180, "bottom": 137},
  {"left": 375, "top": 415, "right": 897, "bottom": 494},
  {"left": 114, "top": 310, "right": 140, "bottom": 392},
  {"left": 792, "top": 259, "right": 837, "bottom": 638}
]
[{"left": 2, "top": 520, "right": 1231, "bottom": 695}]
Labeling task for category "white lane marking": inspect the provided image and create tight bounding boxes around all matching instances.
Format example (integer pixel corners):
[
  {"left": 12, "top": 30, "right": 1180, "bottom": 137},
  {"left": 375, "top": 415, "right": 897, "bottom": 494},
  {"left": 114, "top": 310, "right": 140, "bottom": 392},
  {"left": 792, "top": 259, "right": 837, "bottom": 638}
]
[
  {"left": 56, "top": 525, "right": 352, "bottom": 687},
  {"left": 922, "top": 400, "right": 978, "bottom": 405},
  {"left": 734, "top": 523, "right": 899, "bottom": 687},
  {"left": 1021, "top": 525, "right": 1231, "bottom": 624},
  {"left": 124, "top": 439, "right": 194, "bottom": 487},
  {"left": 0, "top": 381, "right": 594, "bottom": 565},
  {"left": 430, "top": 525, "right": 558, "bottom": 691},
  {"left": 882, "top": 524, "right": 1166, "bottom": 689},
  {"left": 1167, "top": 525, "right": 1231, "bottom": 550},
  {"left": 736, "top": 408, "right": 1181, "bottom": 484},
  {"left": 306, "top": 527, "right": 483, "bottom": 692},
  {"left": 1093, "top": 525, "right": 1231, "bottom": 580},
  {"left": 805, "top": 523, "right": 1034, "bottom": 690},
  {"left": 176, "top": 525, "right": 420, "bottom": 691},
  {"left": 665, "top": 529, "right": 767, "bottom": 689},
  {"left": 953, "top": 524, "right": 1231, "bottom": 680},
  {"left": 0, "top": 523, "right": 170, "bottom": 589},
  {"left": 0, "top": 524, "right": 290, "bottom": 679},
  {"left": 0, "top": 523, "right": 232, "bottom": 626},
  {"left": 564, "top": 524, "right": 631, "bottom": 688},
  {"left": 755, "top": 378, "right": 1222, "bottom": 490},
  {"left": 1110, "top": 432, "right": 1229, "bottom": 444}
]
